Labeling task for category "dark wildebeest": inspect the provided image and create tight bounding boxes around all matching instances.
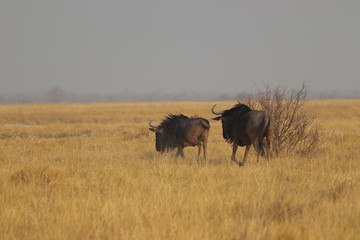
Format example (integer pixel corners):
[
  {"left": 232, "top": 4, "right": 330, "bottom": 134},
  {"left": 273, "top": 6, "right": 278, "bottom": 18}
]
[
  {"left": 149, "top": 114, "right": 210, "bottom": 160},
  {"left": 211, "top": 103, "right": 273, "bottom": 166}
]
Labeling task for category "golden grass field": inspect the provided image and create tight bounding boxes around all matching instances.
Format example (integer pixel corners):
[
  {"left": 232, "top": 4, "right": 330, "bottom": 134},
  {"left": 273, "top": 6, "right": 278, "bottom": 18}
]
[{"left": 1, "top": 100, "right": 360, "bottom": 240}]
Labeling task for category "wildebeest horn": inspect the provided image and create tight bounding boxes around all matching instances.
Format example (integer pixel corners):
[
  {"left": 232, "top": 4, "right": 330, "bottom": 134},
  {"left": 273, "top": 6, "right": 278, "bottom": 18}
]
[
  {"left": 149, "top": 120, "right": 158, "bottom": 128},
  {"left": 211, "top": 104, "right": 224, "bottom": 115}
]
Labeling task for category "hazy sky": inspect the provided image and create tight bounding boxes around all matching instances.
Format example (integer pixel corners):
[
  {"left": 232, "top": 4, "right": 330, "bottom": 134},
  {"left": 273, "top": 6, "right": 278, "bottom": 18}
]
[{"left": 1, "top": 0, "right": 359, "bottom": 94}]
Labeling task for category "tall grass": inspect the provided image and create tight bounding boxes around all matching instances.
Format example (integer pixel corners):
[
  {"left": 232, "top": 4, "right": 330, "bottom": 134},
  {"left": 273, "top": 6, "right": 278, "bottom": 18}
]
[{"left": 1, "top": 100, "right": 360, "bottom": 240}]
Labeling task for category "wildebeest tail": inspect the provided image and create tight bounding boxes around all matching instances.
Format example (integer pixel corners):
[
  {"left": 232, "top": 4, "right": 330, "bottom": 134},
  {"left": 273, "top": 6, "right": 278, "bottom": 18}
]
[{"left": 199, "top": 119, "right": 210, "bottom": 129}]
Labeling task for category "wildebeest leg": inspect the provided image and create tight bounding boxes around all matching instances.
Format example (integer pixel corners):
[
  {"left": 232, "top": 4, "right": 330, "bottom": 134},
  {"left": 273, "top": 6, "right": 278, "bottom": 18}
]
[
  {"left": 240, "top": 145, "right": 251, "bottom": 166},
  {"left": 264, "top": 138, "right": 270, "bottom": 159},
  {"left": 176, "top": 147, "right": 185, "bottom": 158},
  {"left": 252, "top": 138, "right": 261, "bottom": 162},
  {"left": 202, "top": 140, "right": 207, "bottom": 161},
  {"left": 256, "top": 132, "right": 266, "bottom": 162},
  {"left": 197, "top": 144, "right": 202, "bottom": 157},
  {"left": 265, "top": 134, "right": 273, "bottom": 159},
  {"left": 197, "top": 130, "right": 208, "bottom": 161},
  {"left": 256, "top": 139, "right": 263, "bottom": 162},
  {"left": 265, "top": 121, "right": 274, "bottom": 159},
  {"left": 196, "top": 143, "right": 202, "bottom": 163},
  {"left": 231, "top": 144, "right": 238, "bottom": 163}
]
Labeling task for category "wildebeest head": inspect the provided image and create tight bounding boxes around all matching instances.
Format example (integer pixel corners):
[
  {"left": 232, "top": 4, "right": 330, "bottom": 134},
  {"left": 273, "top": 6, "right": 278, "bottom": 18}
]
[
  {"left": 211, "top": 103, "right": 252, "bottom": 142},
  {"left": 149, "top": 120, "right": 167, "bottom": 152}
]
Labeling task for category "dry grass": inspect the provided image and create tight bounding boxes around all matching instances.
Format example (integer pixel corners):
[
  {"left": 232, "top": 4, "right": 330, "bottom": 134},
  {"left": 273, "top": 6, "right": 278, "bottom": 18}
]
[{"left": 1, "top": 100, "right": 360, "bottom": 240}]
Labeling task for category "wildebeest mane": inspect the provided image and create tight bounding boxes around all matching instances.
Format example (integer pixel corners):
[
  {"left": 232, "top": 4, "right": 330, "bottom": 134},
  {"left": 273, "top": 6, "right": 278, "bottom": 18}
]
[
  {"left": 223, "top": 103, "right": 252, "bottom": 117},
  {"left": 158, "top": 114, "right": 189, "bottom": 131}
]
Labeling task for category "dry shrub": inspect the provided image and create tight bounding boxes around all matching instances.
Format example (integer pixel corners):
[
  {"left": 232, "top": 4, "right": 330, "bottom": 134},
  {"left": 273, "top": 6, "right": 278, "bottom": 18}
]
[{"left": 238, "top": 82, "right": 321, "bottom": 157}]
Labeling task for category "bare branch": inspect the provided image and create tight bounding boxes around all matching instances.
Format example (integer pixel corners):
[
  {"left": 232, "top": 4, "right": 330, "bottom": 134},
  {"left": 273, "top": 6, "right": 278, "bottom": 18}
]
[{"left": 238, "top": 82, "right": 321, "bottom": 157}]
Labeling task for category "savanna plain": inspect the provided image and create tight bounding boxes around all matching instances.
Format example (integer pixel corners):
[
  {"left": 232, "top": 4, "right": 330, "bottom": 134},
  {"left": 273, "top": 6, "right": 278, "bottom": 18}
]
[{"left": 1, "top": 100, "right": 360, "bottom": 240}]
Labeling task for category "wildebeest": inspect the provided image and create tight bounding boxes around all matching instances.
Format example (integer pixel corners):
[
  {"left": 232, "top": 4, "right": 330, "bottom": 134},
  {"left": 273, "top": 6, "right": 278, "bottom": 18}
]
[
  {"left": 149, "top": 114, "right": 210, "bottom": 160},
  {"left": 211, "top": 103, "right": 273, "bottom": 166}
]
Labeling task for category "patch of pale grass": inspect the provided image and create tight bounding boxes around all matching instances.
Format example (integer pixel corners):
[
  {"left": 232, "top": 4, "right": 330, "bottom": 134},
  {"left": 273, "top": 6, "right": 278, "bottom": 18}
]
[{"left": 1, "top": 100, "right": 360, "bottom": 239}]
